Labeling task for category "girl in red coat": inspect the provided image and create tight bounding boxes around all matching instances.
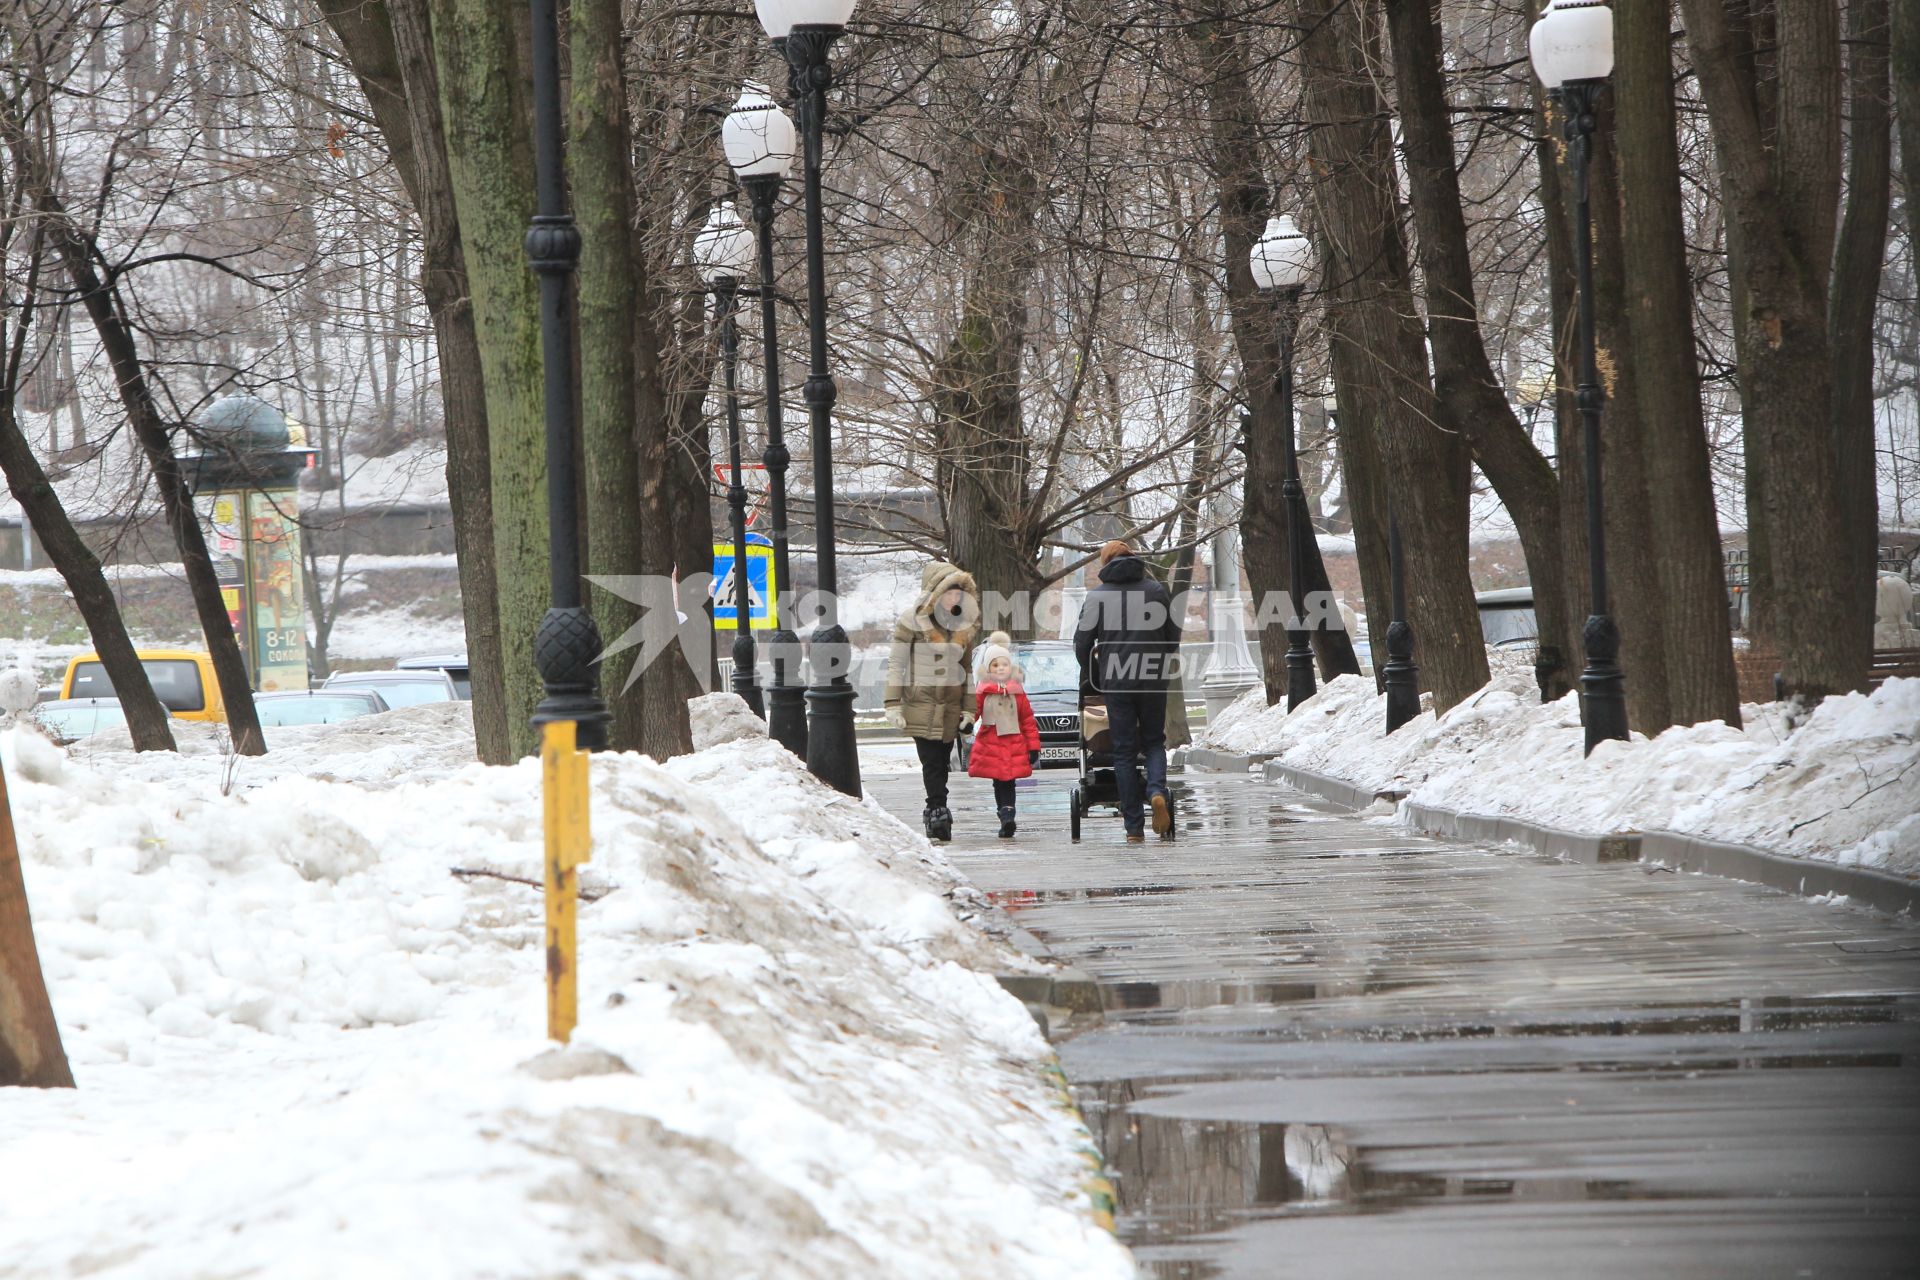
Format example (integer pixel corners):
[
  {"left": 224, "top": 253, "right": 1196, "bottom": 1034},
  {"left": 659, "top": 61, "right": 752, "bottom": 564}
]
[{"left": 967, "top": 632, "right": 1042, "bottom": 838}]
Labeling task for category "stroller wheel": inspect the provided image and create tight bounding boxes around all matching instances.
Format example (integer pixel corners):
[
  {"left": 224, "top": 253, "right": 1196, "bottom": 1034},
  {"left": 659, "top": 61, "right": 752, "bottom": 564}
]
[{"left": 1069, "top": 790, "right": 1082, "bottom": 842}]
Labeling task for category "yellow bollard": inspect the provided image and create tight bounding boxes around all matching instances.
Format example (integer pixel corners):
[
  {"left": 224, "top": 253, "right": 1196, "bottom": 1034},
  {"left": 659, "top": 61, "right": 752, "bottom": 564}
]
[{"left": 542, "top": 719, "right": 592, "bottom": 1043}]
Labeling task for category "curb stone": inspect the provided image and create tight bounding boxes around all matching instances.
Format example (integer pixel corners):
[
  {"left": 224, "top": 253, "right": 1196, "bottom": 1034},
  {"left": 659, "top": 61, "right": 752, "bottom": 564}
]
[
  {"left": 1636, "top": 829, "right": 1919, "bottom": 918},
  {"left": 1252, "top": 757, "right": 1918, "bottom": 919},
  {"left": 1040, "top": 1058, "right": 1119, "bottom": 1236},
  {"left": 1182, "top": 746, "right": 1274, "bottom": 773},
  {"left": 990, "top": 939, "right": 1123, "bottom": 1239},
  {"left": 1403, "top": 802, "right": 1641, "bottom": 865},
  {"left": 1261, "top": 760, "right": 1403, "bottom": 812}
]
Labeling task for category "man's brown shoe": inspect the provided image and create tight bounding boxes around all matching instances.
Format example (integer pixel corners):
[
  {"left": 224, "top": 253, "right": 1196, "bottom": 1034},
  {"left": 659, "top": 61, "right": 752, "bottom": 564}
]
[
  {"left": 1150, "top": 793, "right": 1172, "bottom": 836},
  {"left": 1125, "top": 831, "right": 1145, "bottom": 843}
]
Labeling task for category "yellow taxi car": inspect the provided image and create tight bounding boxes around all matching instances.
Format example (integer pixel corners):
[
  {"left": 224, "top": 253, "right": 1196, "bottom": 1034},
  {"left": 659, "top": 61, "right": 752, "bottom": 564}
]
[{"left": 60, "top": 649, "right": 227, "bottom": 724}]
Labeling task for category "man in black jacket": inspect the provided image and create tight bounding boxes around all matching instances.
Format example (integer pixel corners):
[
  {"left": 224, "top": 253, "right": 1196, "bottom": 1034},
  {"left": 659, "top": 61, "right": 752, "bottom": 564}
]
[{"left": 1075, "top": 540, "right": 1182, "bottom": 839}]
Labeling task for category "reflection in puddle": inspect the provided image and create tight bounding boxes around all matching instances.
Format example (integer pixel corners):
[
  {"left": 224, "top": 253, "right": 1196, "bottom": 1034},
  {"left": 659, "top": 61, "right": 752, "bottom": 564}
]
[
  {"left": 1084, "top": 1093, "right": 1689, "bottom": 1279},
  {"left": 1077, "top": 986, "right": 1920, "bottom": 1036}
]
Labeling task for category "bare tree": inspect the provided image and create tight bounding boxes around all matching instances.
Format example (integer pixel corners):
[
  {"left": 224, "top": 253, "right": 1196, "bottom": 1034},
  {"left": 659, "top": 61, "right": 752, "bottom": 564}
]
[{"left": 0, "top": 758, "right": 73, "bottom": 1089}]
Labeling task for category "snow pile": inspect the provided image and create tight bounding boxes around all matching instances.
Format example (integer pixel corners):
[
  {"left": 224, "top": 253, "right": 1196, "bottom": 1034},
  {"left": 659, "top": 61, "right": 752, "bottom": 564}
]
[
  {"left": 69, "top": 700, "right": 482, "bottom": 789},
  {"left": 0, "top": 665, "right": 36, "bottom": 716},
  {"left": 1205, "top": 672, "right": 1920, "bottom": 877},
  {"left": 0, "top": 717, "right": 1130, "bottom": 1278},
  {"left": 688, "top": 689, "right": 769, "bottom": 750},
  {"left": 665, "top": 733, "right": 1037, "bottom": 974}
]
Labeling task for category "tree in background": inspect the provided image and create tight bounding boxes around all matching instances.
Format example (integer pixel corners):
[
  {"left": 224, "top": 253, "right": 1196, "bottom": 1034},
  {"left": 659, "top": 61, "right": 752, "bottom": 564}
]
[
  {"left": 1298, "top": 0, "right": 1489, "bottom": 711},
  {"left": 1680, "top": 0, "right": 1872, "bottom": 703},
  {"left": 0, "top": 758, "right": 73, "bottom": 1089},
  {"left": 1611, "top": 0, "right": 1742, "bottom": 728},
  {"left": 1184, "top": 0, "right": 1363, "bottom": 702}
]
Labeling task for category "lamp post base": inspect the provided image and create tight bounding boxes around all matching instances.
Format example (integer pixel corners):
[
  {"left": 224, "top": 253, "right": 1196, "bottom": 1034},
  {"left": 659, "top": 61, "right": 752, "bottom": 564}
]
[
  {"left": 1580, "top": 613, "right": 1629, "bottom": 754},
  {"left": 1383, "top": 619, "right": 1419, "bottom": 734},
  {"left": 1284, "top": 636, "right": 1317, "bottom": 712},
  {"left": 730, "top": 633, "right": 764, "bottom": 718},
  {"left": 1202, "top": 671, "right": 1260, "bottom": 723},
  {"left": 765, "top": 628, "right": 808, "bottom": 757},
  {"left": 530, "top": 604, "right": 612, "bottom": 751},
  {"left": 804, "top": 623, "right": 861, "bottom": 797}
]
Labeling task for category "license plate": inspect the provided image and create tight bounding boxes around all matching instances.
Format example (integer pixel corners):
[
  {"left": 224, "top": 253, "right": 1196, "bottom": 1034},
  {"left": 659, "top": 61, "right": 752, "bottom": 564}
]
[{"left": 1040, "top": 746, "right": 1076, "bottom": 761}]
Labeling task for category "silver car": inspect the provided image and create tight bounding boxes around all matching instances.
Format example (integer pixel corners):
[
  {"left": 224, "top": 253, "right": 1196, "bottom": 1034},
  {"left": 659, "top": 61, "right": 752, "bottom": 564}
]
[
  {"left": 253, "top": 688, "right": 392, "bottom": 728},
  {"left": 29, "top": 697, "right": 172, "bottom": 745},
  {"left": 321, "top": 669, "right": 460, "bottom": 709}
]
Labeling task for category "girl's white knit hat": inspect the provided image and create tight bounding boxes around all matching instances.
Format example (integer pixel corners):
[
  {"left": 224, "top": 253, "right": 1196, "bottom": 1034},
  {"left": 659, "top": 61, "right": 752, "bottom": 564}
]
[{"left": 979, "top": 630, "right": 1014, "bottom": 673}]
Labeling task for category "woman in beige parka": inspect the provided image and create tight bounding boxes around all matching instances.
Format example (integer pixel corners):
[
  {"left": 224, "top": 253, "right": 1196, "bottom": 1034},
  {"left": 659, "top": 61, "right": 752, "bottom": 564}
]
[{"left": 884, "top": 560, "right": 981, "bottom": 841}]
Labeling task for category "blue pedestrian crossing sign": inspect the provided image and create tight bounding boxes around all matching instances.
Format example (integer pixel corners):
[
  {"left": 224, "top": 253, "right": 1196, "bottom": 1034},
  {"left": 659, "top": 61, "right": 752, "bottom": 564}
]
[{"left": 711, "top": 541, "right": 776, "bottom": 630}]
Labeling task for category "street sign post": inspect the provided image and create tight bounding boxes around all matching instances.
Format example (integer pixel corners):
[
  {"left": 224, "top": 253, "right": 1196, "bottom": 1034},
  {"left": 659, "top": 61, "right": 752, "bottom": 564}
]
[{"left": 711, "top": 538, "right": 776, "bottom": 630}]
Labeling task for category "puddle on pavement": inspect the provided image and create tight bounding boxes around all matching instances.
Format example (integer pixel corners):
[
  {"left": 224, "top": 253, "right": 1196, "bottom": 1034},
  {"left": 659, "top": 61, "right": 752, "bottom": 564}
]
[
  {"left": 1087, "top": 1104, "right": 1697, "bottom": 1278},
  {"left": 1073, "top": 996, "right": 1918, "bottom": 1275},
  {"left": 1079, "top": 985, "right": 1920, "bottom": 1034}
]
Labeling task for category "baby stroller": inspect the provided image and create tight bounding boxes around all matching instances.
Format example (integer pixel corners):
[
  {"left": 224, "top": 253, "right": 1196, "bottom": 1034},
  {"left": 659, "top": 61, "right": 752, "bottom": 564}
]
[{"left": 1068, "top": 690, "right": 1175, "bottom": 843}]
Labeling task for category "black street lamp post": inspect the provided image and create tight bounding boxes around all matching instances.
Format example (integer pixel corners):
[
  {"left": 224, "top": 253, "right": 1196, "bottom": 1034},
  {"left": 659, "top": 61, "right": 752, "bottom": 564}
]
[
  {"left": 725, "top": 82, "right": 808, "bottom": 756},
  {"left": 1250, "top": 214, "right": 1318, "bottom": 712},
  {"left": 758, "top": 0, "right": 861, "bottom": 797},
  {"left": 694, "top": 202, "right": 763, "bottom": 716},
  {"left": 1383, "top": 510, "right": 1421, "bottom": 732},
  {"left": 1531, "top": 0, "right": 1628, "bottom": 753},
  {"left": 526, "top": 0, "right": 609, "bottom": 746}
]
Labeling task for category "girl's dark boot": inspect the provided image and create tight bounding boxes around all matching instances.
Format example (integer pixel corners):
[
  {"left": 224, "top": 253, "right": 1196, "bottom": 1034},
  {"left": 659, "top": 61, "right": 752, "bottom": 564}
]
[{"left": 997, "top": 805, "right": 1016, "bottom": 839}]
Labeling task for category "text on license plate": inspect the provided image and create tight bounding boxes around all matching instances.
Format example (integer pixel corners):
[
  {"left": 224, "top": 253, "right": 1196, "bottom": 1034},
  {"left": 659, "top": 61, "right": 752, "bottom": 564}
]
[{"left": 1039, "top": 746, "right": 1076, "bottom": 761}]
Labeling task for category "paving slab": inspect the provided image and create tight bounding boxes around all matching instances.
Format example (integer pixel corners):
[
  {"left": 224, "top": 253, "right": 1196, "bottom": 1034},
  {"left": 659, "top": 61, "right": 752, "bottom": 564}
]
[{"left": 866, "top": 764, "right": 1920, "bottom": 1279}]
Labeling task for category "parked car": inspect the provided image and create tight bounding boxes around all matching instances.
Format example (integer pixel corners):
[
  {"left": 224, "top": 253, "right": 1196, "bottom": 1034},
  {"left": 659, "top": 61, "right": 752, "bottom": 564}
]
[
  {"left": 252, "top": 688, "right": 391, "bottom": 729},
  {"left": 322, "top": 668, "right": 460, "bottom": 708},
  {"left": 30, "top": 697, "right": 172, "bottom": 745},
  {"left": 1475, "top": 587, "right": 1538, "bottom": 651},
  {"left": 61, "top": 649, "right": 225, "bottom": 722},
  {"left": 956, "top": 640, "right": 1083, "bottom": 771},
  {"left": 395, "top": 652, "right": 471, "bottom": 700}
]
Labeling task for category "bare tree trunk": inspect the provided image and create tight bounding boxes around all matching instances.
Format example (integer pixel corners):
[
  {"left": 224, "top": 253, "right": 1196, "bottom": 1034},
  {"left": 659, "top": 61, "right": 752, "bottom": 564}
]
[
  {"left": 1190, "top": 3, "right": 1359, "bottom": 704},
  {"left": 1897, "top": 0, "right": 1920, "bottom": 254},
  {"left": 930, "top": 131, "right": 1047, "bottom": 630},
  {"left": 1614, "top": 0, "right": 1743, "bottom": 726},
  {"left": 1385, "top": 0, "right": 1574, "bottom": 702},
  {"left": 1325, "top": 334, "right": 1396, "bottom": 690},
  {"left": 1683, "top": 0, "right": 1862, "bottom": 701},
  {"left": 1536, "top": 88, "right": 1595, "bottom": 682},
  {"left": 430, "top": 0, "right": 549, "bottom": 755},
  {"left": 0, "top": 398, "right": 175, "bottom": 751},
  {"left": 669, "top": 399, "right": 718, "bottom": 695},
  {"left": 0, "top": 760, "right": 72, "bottom": 1089},
  {"left": 1168, "top": 255, "right": 1221, "bottom": 606},
  {"left": 1299, "top": 0, "right": 1486, "bottom": 711},
  {"left": 388, "top": 0, "right": 510, "bottom": 763},
  {"left": 1585, "top": 91, "right": 1675, "bottom": 733},
  {"left": 320, "top": 0, "right": 512, "bottom": 764},
  {"left": 1830, "top": 0, "right": 1892, "bottom": 666},
  {"left": 31, "top": 195, "right": 266, "bottom": 755},
  {"left": 612, "top": 80, "right": 694, "bottom": 758},
  {"left": 571, "top": 0, "right": 652, "bottom": 753}
]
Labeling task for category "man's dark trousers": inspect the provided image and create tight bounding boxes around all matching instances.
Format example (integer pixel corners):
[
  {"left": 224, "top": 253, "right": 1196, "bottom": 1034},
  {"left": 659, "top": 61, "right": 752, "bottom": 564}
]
[{"left": 1106, "top": 690, "right": 1168, "bottom": 834}]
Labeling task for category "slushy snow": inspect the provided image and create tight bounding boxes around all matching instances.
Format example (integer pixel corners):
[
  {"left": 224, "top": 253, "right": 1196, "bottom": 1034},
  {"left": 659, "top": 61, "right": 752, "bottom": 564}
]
[
  {"left": 1204, "top": 664, "right": 1920, "bottom": 877},
  {"left": 0, "top": 697, "right": 1131, "bottom": 1279}
]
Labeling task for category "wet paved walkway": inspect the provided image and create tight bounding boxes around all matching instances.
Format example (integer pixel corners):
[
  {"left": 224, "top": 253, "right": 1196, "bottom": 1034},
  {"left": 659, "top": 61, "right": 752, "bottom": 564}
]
[{"left": 865, "top": 761, "right": 1920, "bottom": 1279}]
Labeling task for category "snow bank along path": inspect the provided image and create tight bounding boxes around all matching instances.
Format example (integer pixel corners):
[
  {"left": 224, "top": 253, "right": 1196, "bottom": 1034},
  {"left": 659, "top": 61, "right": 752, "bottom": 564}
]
[
  {"left": 0, "top": 697, "right": 1134, "bottom": 1279},
  {"left": 1205, "top": 664, "right": 1920, "bottom": 880}
]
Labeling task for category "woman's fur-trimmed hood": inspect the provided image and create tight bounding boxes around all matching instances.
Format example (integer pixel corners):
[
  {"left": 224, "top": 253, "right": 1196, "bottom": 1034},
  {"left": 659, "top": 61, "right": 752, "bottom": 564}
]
[{"left": 902, "top": 561, "right": 981, "bottom": 647}]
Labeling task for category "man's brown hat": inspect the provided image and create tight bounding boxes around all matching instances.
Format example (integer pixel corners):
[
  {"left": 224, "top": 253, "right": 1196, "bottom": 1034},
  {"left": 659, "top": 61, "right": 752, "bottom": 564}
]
[{"left": 1099, "top": 540, "right": 1131, "bottom": 565}]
